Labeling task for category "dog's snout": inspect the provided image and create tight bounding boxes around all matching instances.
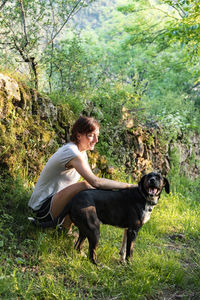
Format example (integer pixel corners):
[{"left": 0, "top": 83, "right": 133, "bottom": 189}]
[{"left": 149, "top": 177, "right": 156, "bottom": 184}]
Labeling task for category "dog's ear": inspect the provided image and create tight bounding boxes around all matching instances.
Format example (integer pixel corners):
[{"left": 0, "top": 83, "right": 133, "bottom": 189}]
[
  {"left": 164, "top": 177, "right": 170, "bottom": 194},
  {"left": 138, "top": 175, "right": 146, "bottom": 191}
]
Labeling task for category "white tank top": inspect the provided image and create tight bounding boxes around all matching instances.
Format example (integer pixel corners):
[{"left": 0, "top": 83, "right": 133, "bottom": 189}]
[{"left": 28, "top": 142, "right": 88, "bottom": 210}]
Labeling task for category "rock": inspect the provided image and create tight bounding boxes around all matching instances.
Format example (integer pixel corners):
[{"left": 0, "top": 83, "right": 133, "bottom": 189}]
[
  {"left": 0, "top": 73, "right": 20, "bottom": 102},
  {"left": 0, "top": 73, "right": 75, "bottom": 180}
]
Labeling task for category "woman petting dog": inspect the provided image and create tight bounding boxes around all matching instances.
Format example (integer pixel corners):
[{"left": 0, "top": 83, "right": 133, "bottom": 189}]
[{"left": 28, "top": 116, "right": 133, "bottom": 231}]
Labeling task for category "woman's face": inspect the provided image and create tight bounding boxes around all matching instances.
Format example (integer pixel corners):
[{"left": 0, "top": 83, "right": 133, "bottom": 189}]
[{"left": 77, "top": 128, "right": 99, "bottom": 151}]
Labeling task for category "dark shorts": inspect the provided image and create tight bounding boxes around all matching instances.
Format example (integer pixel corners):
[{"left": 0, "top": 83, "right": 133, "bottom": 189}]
[{"left": 33, "top": 195, "right": 65, "bottom": 227}]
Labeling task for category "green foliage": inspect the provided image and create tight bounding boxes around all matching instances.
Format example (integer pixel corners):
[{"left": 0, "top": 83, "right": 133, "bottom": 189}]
[
  {"left": 43, "top": 35, "right": 96, "bottom": 95},
  {"left": 0, "top": 0, "right": 199, "bottom": 181},
  {"left": 162, "top": 0, "right": 200, "bottom": 57},
  {"left": 1, "top": 0, "right": 199, "bottom": 140},
  {"left": 113, "top": 0, "right": 200, "bottom": 134},
  {"left": 49, "top": 91, "right": 85, "bottom": 116},
  {"left": 168, "top": 145, "right": 200, "bottom": 199},
  {"left": 39, "top": 0, "right": 200, "bottom": 169},
  {"left": 0, "top": 0, "right": 95, "bottom": 88}
]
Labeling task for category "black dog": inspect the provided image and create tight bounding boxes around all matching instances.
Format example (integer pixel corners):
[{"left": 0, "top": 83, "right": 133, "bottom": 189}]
[{"left": 59, "top": 172, "right": 170, "bottom": 264}]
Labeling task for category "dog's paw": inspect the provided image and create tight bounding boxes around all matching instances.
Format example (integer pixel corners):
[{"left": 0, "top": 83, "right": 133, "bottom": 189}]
[
  {"left": 119, "top": 251, "right": 126, "bottom": 264},
  {"left": 119, "top": 257, "right": 127, "bottom": 265}
]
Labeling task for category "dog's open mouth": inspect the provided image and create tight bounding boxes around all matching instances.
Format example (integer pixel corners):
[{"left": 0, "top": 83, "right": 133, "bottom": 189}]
[{"left": 148, "top": 187, "right": 158, "bottom": 196}]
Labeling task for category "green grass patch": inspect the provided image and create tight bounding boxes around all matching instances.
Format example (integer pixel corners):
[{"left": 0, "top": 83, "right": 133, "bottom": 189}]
[{"left": 0, "top": 175, "right": 200, "bottom": 299}]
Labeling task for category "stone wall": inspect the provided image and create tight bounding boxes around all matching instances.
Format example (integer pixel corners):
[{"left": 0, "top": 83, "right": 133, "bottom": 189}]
[
  {"left": 0, "top": 73, "right": 199, "bottom": 182},
  {"left": 118, "top": 108, "right": 199, "bottom": 180}
]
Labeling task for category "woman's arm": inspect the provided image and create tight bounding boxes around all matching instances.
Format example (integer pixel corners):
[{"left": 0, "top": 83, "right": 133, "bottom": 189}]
[{"left": 68, "top": 155, "right": 132, "bottom": 189}]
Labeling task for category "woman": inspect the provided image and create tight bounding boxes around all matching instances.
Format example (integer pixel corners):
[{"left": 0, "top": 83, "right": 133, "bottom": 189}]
[{"left": 28, "top": 116, "right": 132, "bottom": 230}]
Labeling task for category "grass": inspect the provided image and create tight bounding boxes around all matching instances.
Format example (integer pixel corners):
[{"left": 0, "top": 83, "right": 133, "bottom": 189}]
[{"left": 0, "top": 175, "right": 200, "bottom": 299}]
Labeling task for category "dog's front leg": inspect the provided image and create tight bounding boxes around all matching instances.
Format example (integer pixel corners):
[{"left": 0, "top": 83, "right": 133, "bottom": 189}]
[
  {"left": 88, "top": 226, "right": 100, "bottom": 265},
  {"left": 74, "top": 233, "right": 86, "bottom": 252},
  {"left": 126, "top": 228, "right": 138, "bottom": 261},
  {"left": 119, "top": 229, "right": 127, "bottom": 263},
  {"left": 89, "top": 244, "right": 98, "bottom": 265}
]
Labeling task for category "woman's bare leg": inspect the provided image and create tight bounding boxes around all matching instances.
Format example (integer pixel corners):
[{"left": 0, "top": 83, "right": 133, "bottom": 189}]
[{"left": 50, "top": 181, "right": 93, "bottom": 230}]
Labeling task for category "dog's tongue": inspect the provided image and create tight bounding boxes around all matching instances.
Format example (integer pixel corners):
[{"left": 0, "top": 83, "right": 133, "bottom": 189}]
[{"left": 148, "top": 188, "right": 158, "bottom": 196}]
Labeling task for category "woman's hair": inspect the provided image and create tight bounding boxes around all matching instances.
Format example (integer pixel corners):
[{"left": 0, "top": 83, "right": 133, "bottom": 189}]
[{"left": 70, "top": 116, "right": 100, "bottom": 144}]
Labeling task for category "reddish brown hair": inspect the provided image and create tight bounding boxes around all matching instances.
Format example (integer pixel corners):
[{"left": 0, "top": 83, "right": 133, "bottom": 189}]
[{"left": 70, "top": 116, "right": 100, "bottom": 144}]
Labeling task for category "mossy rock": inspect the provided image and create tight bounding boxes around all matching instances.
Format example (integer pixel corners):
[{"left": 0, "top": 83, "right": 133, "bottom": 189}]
[{"left": 0, "top": 73, "right": 75, "bottom": 181}]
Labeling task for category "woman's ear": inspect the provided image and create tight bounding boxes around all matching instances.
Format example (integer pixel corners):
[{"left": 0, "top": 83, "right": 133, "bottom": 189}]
[{"left": 76, "top": 133, "right": 81, "bottom": 142}]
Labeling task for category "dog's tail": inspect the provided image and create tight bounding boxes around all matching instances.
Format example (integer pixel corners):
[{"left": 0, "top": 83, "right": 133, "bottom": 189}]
[{"left": 56, "top": 200, "right": 72, "bottom": 224}]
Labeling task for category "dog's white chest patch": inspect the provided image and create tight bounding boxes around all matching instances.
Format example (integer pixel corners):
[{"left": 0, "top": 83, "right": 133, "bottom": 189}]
[{"left": 142, "top": 204, "right": 154, "bottom": 224}]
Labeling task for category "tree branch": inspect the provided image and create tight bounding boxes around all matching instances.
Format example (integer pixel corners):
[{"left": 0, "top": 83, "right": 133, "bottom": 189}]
[
  {"left": 151, "top": 6, "right": 179, "bottom": 20},
  {"left": 0, "top": 0, "right": 8, "bottom": 11},
  {"left": 173, "top": 3, "right": 187, "bottom": 18},
  {"left": 0, "top": 41, "right": 12, "bottom": 45},
  {"left": 47, "top": 0, "right": 83, "bottom": 45},
  {"left": 18, "top": 0, "right": 28, "bottom": 48},
  {"left": 191, "top": 81, "right": 200, "bottom": 90}
]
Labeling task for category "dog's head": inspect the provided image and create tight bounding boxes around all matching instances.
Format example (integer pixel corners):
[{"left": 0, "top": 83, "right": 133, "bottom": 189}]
[{"left": 138, "top": 172, "right": 170, "bottom": 205}]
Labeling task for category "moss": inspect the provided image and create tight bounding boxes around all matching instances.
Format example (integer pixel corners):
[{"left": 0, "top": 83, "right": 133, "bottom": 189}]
[
  {"left": 0, "top": 73, "right": 81, "bottom": 182},
  {"left": 0, "top": 76, "right": 59, "bottom": 180},
  {"left": 0, "top": 90, "right": 14, "bottom": 118},
  {"left": 146, "top": 134, "right": 155, "bottom": 148}
]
